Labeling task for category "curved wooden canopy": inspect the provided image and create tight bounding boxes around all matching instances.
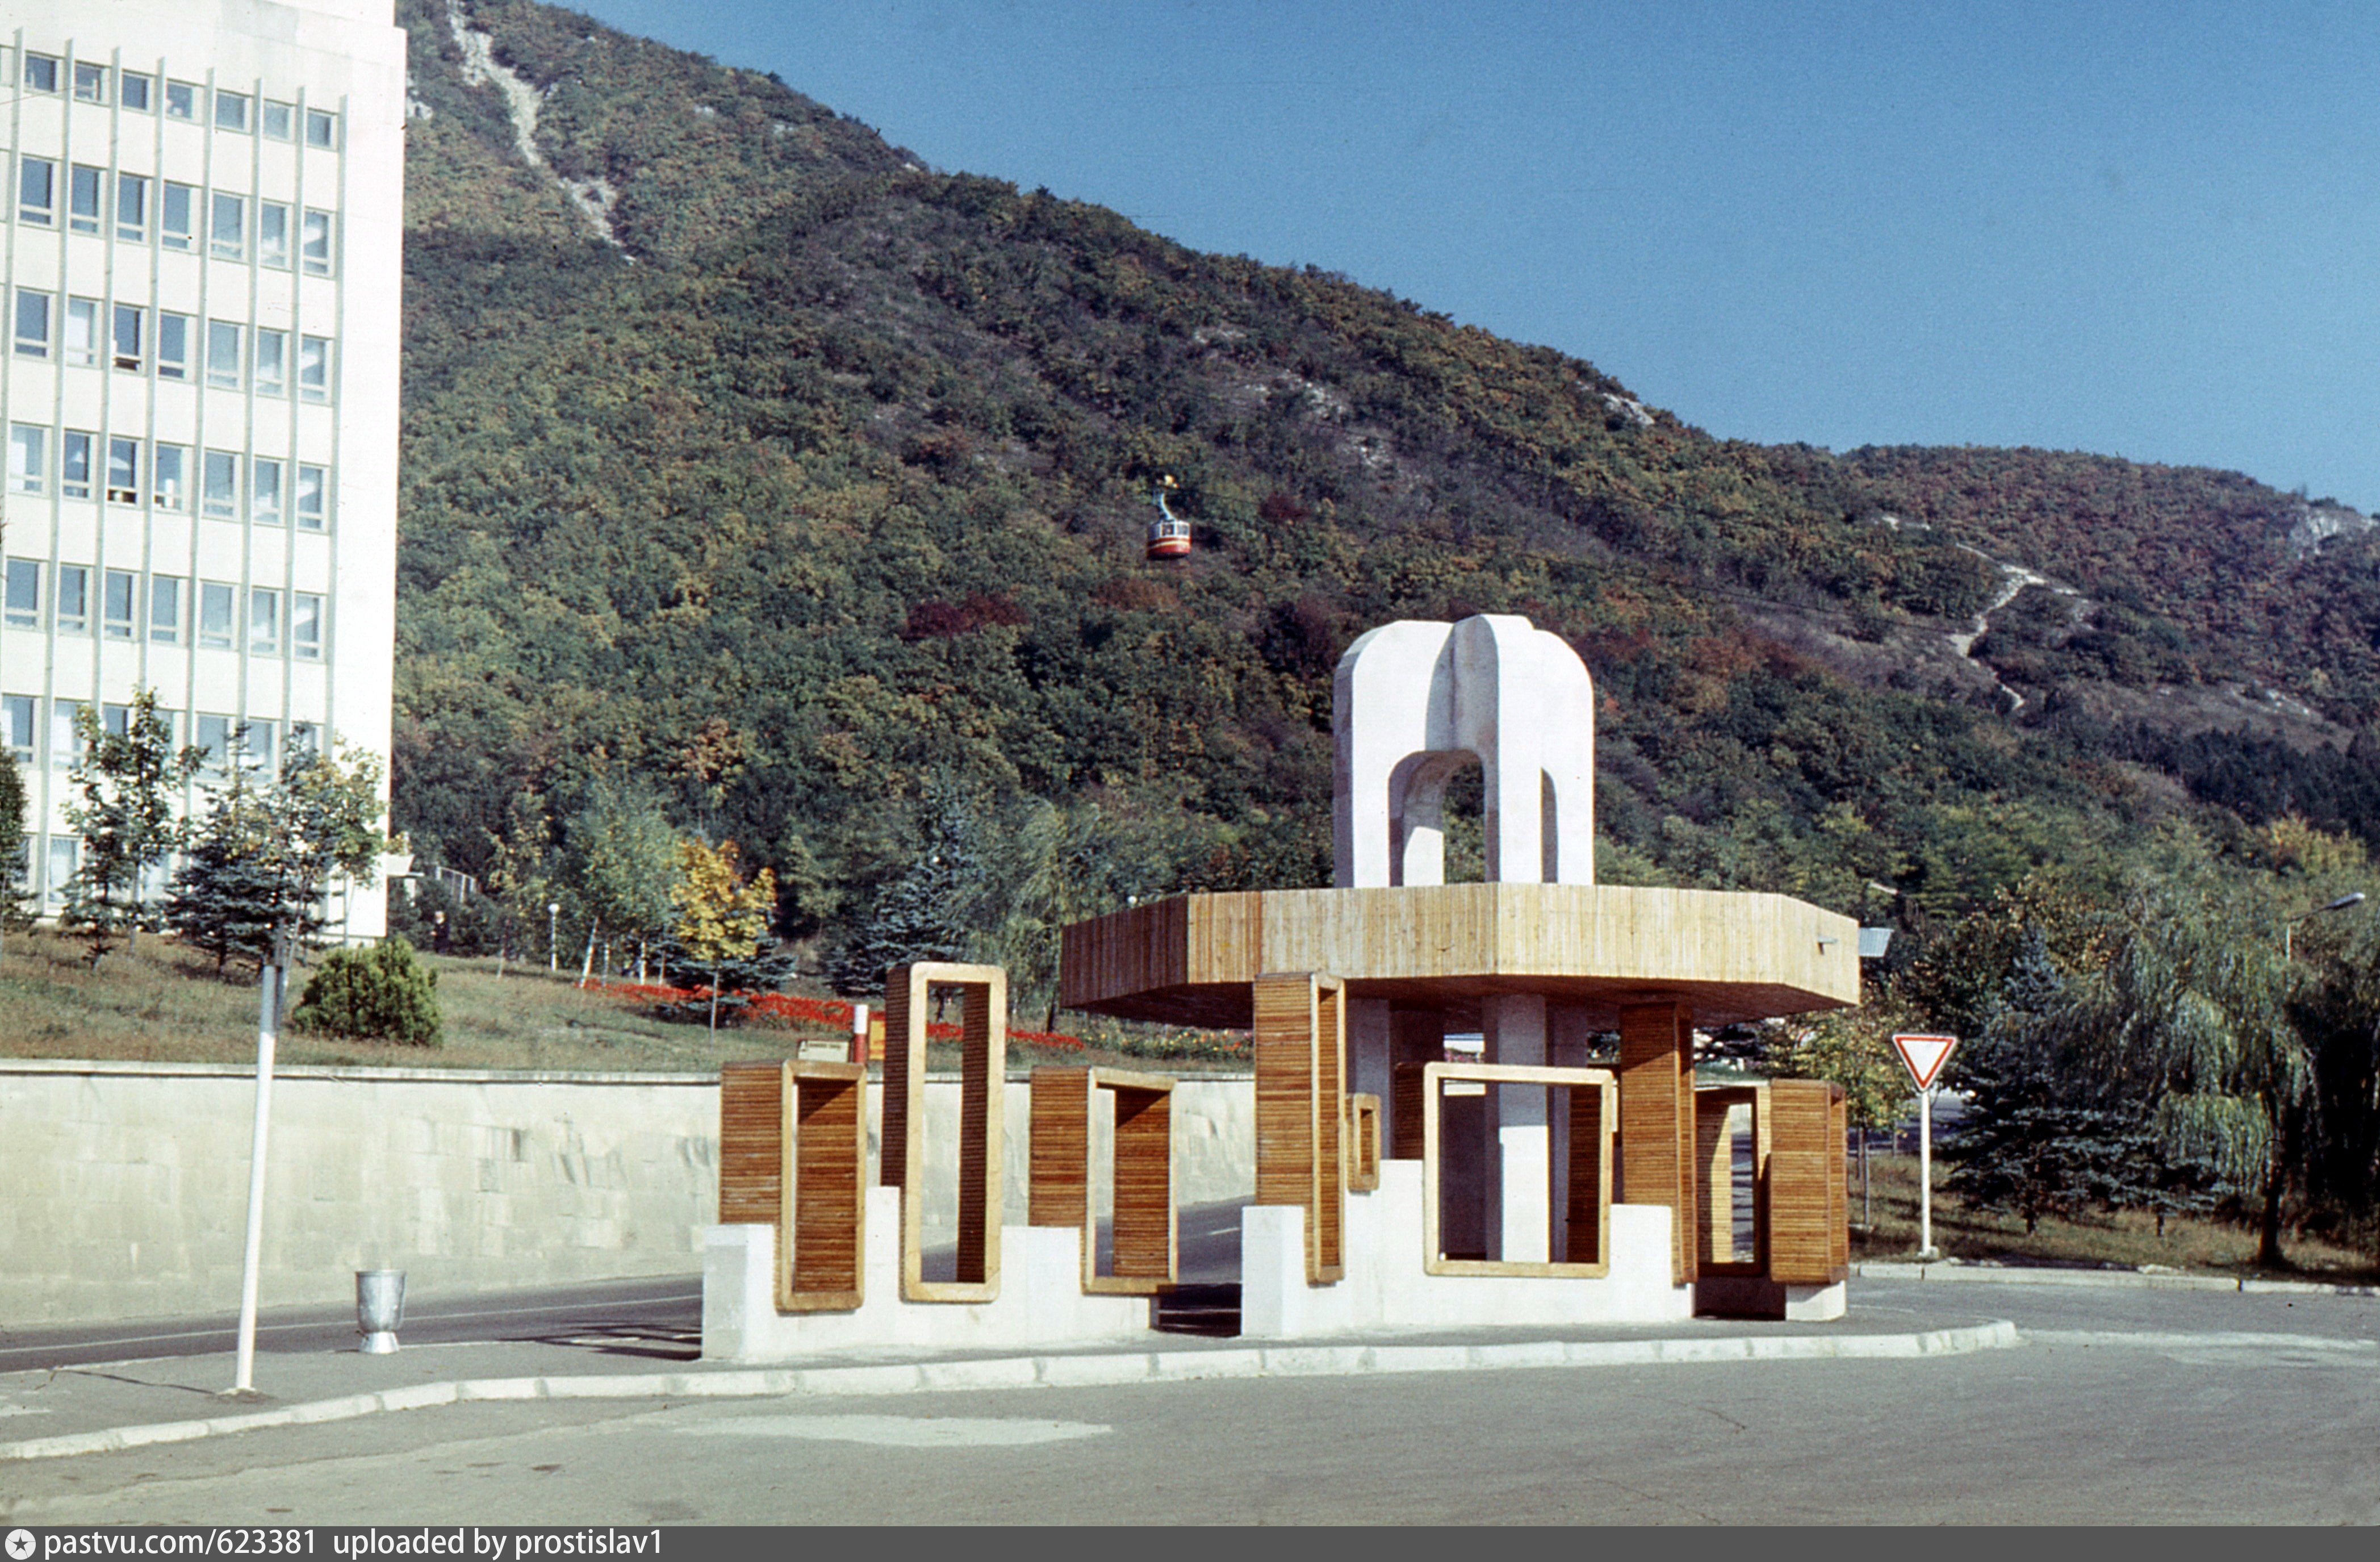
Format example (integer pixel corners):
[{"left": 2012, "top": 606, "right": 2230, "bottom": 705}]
[{"left": 1059, "top": 883, "right": 1861, "bottom": 1031}]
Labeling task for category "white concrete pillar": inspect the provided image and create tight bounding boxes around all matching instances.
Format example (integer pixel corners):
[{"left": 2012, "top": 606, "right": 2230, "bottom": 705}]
[{"left": 1484, "top": 993, "right": 1549, "bottom": 1263}]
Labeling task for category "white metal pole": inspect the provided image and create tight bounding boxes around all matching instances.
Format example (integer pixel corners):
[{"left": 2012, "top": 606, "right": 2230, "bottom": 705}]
[
  {"left": 232, "top": 944, "right": 281, "bottom": 1394},
  {"left": 1918, "top": 1087, "right": 1936, "bottom": 1260}
]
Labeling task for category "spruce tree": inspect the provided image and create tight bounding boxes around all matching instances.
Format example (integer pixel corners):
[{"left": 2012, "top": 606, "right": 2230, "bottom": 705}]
[
  {"left": 61, "top": 690, "right": 189, "bottom": 967},
  {"left": 165, "top": 744, "right": 281, "bottom": 976},
  {"left": 830, "top": 782, "right": 986, "bottom": 995},
  {"left": 0, "top": 746, "right": 27, "bottom": 954}
]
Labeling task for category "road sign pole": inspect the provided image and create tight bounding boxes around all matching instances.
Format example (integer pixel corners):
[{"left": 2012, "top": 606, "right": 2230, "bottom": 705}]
[{"left": 1918, "top": 1087, "right": 1937, "bottom": 1260}]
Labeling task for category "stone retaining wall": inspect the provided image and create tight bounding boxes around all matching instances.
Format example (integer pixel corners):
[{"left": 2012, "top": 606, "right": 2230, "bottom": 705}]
[{"left": 0, "top": 1062, "right": 1256, "bottom": 1326}]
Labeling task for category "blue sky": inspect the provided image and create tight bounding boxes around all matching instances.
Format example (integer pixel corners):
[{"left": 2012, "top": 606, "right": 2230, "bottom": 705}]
[{"left": 566, "top": 1, "right": 2380, "bottom": 509}]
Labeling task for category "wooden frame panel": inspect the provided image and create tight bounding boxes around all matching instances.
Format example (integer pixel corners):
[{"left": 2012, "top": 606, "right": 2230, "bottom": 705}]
[
  {"left": 1420, "top": 1062, "right": 1615, "bottom": 1278},
  {"left": 1694, "top": 1084, "right": 1768, "bottom": 1279},
  {"left": 1769, "top": 1078, "right": 1849, "bottom": 1285},
  {"left": 1566, "top": 1081, "right": 1606, "bottom": 1267},
  {"left": 1619, "top": 1001, "right": 1698, "bottom": 1285},
  {"left": 1252, "top": 971, "right": 1347, "bottom": 1284},
  {"left": 1346, "top": 1093, "right": 1381, "bottom": 1192},
  {"left": 718, "top": 1061, "right": 784, "bottom": 1225},
  {"left": 885, "top": 962, "right": 1007, "bottom": 1303},
  {"left": 1028, "top": 1066, "right": 1179, "bottom": 1294},
  {"left": 777, "top": 1062, "right": 867, "bottom": 1312},
  {"left": 1390, "top": 1062, "right": 1428, "bottom": 1161}
]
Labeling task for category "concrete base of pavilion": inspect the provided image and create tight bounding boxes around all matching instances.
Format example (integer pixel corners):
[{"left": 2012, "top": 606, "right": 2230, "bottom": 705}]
[
  {"left": 702, "top": 1188, "right": 1151, "bottom": 1363},
  {"left": 1240, "top": 1162, "right": 1695, "bottom": 1338},
  {"left": 1693, "top": 1275, "right": 1848, "bottom": 1322}
]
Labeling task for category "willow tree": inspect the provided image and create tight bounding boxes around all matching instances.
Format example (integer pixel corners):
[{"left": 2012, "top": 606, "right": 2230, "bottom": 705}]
[{"left": 2082, "top": 886, "right": 2307, "bottom": 1267}]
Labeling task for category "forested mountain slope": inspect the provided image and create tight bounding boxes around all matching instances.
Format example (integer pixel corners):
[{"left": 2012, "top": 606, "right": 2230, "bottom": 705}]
[{"left": 390, "top": 0, "right": 2380, "bottom": 966}]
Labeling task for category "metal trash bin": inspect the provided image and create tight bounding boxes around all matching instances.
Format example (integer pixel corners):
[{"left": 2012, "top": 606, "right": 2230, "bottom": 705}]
[{"left": 356, "top": 1269, "right": 406, "bottom": 1355}]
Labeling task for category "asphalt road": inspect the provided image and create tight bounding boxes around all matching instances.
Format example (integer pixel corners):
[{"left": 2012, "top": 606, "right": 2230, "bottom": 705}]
[
  {"left": 0, "top": 1277, "right": 705, "bottom": 1374},
  {"left": 4, "top": 1280, "right": 2373, "bottom": 1525}
]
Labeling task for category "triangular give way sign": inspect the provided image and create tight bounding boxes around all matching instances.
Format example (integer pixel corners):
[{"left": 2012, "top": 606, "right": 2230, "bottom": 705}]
[{"left": 1892, "top": 1033, "right": 1959, "bottom": 1091}]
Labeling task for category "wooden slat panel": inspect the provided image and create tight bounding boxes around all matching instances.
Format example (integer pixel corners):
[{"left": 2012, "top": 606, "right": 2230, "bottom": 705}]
[
  {"left": 880, "top": 977, "right": 913, "bottom": 1190},
  {"left": 1391, "top": 1062, "right": 1428, "bottom": 1161},
  {"left": 1566, "top": 1083, "right": 1604, "bottom": 1266},
  {"left": 1029, "top": 1067, "right": 1091, "bottom": 1229},
  {"left": 1618, "top": 1001, "right": 1695, "bottom": 1284},
  {"left": 1253, "top": 974, "right": 1318, "bottom": 1209},
  {"left": 718, "top": 1062, "right": 783, "bottom": 1224},
  {"left": 785, "top": 1066, "right": 865, "bottom": 1305},
  {"left": 1346, "top": 1093, "right": 1381, "bottom": 1192},
  {"left": 1315, "top": 982, "right": 1345, "bottom": 1277},
  {"left": 1829, "top": 1089, "right": 1850, "bottom": 1275},
  {"left": 1769, "top": 1078, "right": 1847, "bottom": 1284},
  {"left": 1111, "top": 1085, "right": 1174, "bottom": 1280},
  {"left": 955, "top": 981, "right": 999, "bottom": 1285}
]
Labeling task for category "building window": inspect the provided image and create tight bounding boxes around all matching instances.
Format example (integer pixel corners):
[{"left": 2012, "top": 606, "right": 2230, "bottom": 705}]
[
  {"left": 121, "top": 72, "right": 153, "bottom": 112},
  {"left": 262, "top": 101, "right": 295, "bottom": 141},
  {"left": 3, "top": 559, "right": 39, "bottom": 628},
  {"left": 60, "top": 431, "right": 92, "bottom": 500},
  {"left": 246, "top": 720, "right": 278, "bottom": 775},
  {"left": 150, "top": 575, "right": 181, "bottom": 644},
  {"left": 202, "top": 451, "right": 239, "bottom": 518},
  {"left": 112, "top": 304, "right": 144, "bottom": 372},
  {"left": 306, "top": 108, "right": 338, "bottom": 149},
  {"left": 165, "top": 80, "right": 199, "bottom": 120},
  {"left": 14, "top": 289, "right": 51, "bottom": 359},
  {"left": 210, "top": 192, "right": 245, "bottom": 260},
  {"left": 249, "top": 588, "right": 279, "bottom": 655},
  {"left": 292, "top": 593, "right": 324, "bottom": 660},
  {"left": 214, "top": 90, "right": 250, "bottom": 133},
  {"left": 18, "top": 156, "right": 56, "bottom": 225},
  {"left": 72, "top": 61, "right": 106, "bottom": 103},
  {"left": 47, "top": 836, "right": 77, "bottom": 908},
  {"left": 194, "top": 713, "right": 231, "bottom": 771},
  {"left": 116, "top": 173, "right": 148, "bottom": 241},
  {"left": 9, "top": 425, "right": 46, "bottom": 494},
  {"left": 157, "top": 312, "right": 191, "bottom": 381},
  {"left": 254, "top": 329, "right": 286, "bottom": 397},
  {"left": 299, "top": 336, "right": 331, "bottom": 402},
  {"left": 64, "top": 299, "right": 99, "bottom": 367},
  {"left": 101, "top": 704, "right": 132, "bottom": 740},
  {"left": 103, "top": 570, "right": 136, "bottom": 640},
  {"left": 3, "top": 695, "right": 32, "bottom": 763},
  {"left": 252, "top": 457, "right": 283, "bottom": 524},
  {"left": 206, "top": 321, "right": 242, "bottom": 388},
  {"left": 302, "top": 210, "right": 333, "bottom": 276},
  {"left": 23, "top": 54, "right": 59, "bottom": 94},
  {"left": 55, "top": 565, "right": 90, "bottom": 634},
  {"left": 107, "top": 437, "right": 140, "bottom": 503},
  {"left": 296, "top": 464, "right": 328, "bottom": 530},
  {"left": 258, "top": 202, "right": 291, "bottom": 269},
  {"left": 153, "top": 445, "right": 187, "bottom": 511},
  {"left": 198, "top": 584, "right": 235, "bottom": 649},
  {"left": 161, "top": 181, "right": 195, "bottom": 250},
  {"left": 68, "top": 165, "right": 102, "bottom": 234}
]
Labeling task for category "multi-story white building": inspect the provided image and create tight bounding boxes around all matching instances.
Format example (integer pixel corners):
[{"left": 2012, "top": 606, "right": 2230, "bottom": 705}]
[{"left": 2, "top": 1, "right": 404, "bottom": 939}]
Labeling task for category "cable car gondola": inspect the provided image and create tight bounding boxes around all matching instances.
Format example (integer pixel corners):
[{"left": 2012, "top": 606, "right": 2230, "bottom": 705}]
[{"left": 1145, "top": 477, "right": 1193, "bottom": 560}]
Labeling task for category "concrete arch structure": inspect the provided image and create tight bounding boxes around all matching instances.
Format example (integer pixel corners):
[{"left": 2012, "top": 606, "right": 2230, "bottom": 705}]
[{"left": 1332, "top": 615, "right": 1596, "bottom": 888}]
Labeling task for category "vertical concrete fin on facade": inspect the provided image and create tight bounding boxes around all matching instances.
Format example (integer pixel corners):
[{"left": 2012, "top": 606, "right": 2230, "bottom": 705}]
[{"left": 1332, "top": 615, "right": 1595, "bottom": 890}]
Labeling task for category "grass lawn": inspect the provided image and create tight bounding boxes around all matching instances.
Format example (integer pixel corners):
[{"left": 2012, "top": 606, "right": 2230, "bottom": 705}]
[
  {"left": 0, "top": 926, "right": 1249, "bottom": 1075},
  {"left": 1846, "top": 1142, "right": 2375, "bottom": 1283}
]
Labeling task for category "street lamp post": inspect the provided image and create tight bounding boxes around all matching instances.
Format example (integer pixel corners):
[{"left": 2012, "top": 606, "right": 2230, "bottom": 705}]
[
  {"left": 2285, "top": 892, "right": 2365, "bottom": 962},
  {"left": 548, "top": 902, "right": 562, "bottom": 973}
]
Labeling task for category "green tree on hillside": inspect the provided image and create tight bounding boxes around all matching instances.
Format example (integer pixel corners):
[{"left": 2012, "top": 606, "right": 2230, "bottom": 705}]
[
  {"left": 670, "top": 838, "right": 778, "bottom": 1031},
  {"left": 62, "top": 691, "right": 190, "bottom": 967},
  {"left": 563, "top": 776, "right": 683, "bottom": 984},
  {"left": 0, "top": 745, "right": 27, "bottom": 953}
]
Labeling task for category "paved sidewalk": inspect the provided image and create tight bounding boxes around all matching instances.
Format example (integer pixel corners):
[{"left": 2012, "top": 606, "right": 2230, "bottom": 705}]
[{"left": 0, "top": 1301, "right": 2018, "bottom": 1464}]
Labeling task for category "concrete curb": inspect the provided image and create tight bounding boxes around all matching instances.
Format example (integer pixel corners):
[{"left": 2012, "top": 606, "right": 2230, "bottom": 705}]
[
  {"left": 0, "top": 1320, "right": 2018, "bottom": 1464},
  {"left": 1856, "top": 1262, "right": 2380, "bottom": 1297}
]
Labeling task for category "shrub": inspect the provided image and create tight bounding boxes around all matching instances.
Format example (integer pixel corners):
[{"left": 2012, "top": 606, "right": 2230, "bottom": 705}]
[{"left": 292, "top": 937, "right": 442, "bottom": 1046}]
